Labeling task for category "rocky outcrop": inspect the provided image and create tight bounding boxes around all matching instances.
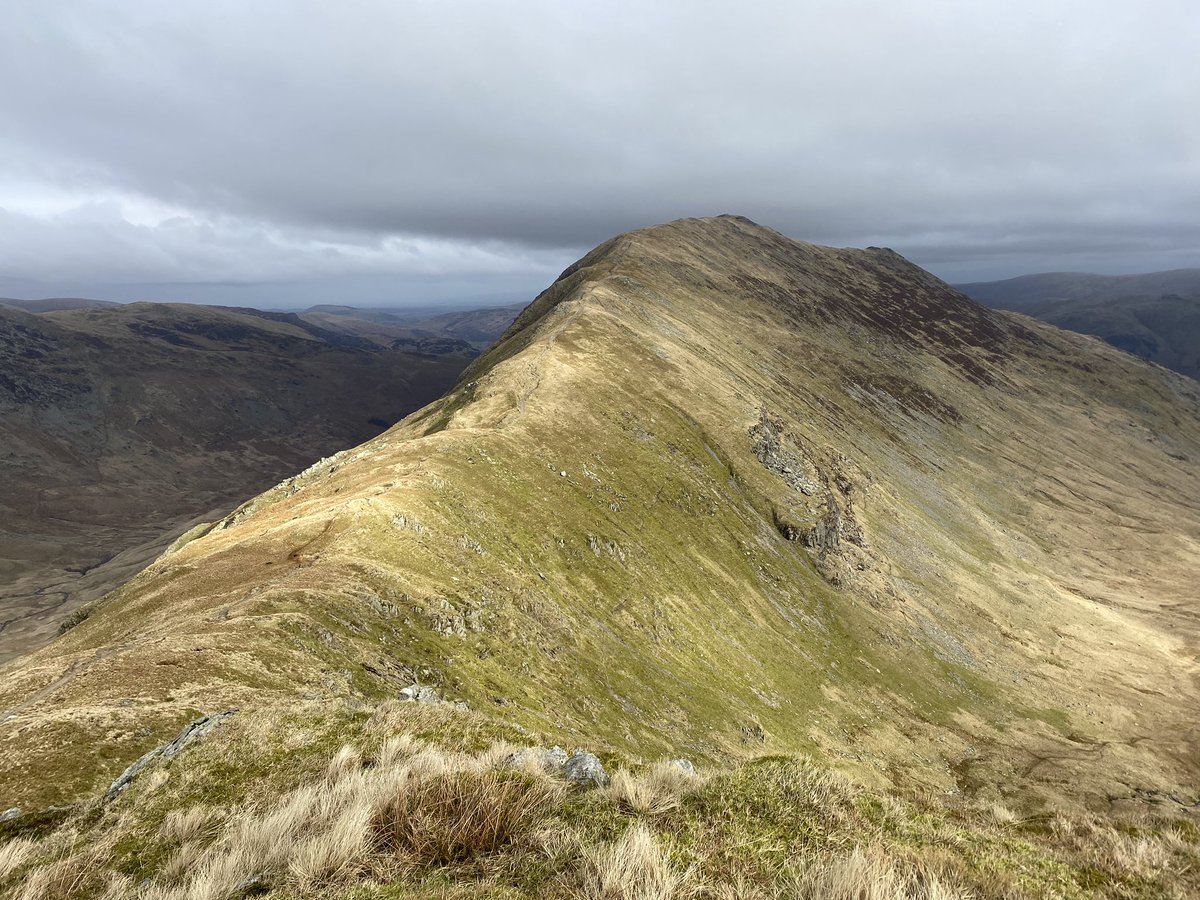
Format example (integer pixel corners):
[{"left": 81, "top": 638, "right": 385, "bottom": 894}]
[
  {"left": 398, "top": 683, "right": 470, "bottom": 710},
  {"left": 750, "top": 413, "right": 822, "bottom": 496},
  {"left": 752, "top": 412, "right": 871, "bottom": 586},
  {"left": 668, "top": 759, "right": 696, "bottom": 776},
  {"left": 505, "top": 745, "right": 610, "bottom": 788},
  {"left": 104, "top": 710, "right": 237, "bottom": 802},
  {"left": 804, "top": 497, "right": 843, "bottom": 553},
  {"left": 398, "top": 684, "right": 443, "bottom": 704},
  {"left": 508, "top": 745, "right": 569, "bottom": 774}
]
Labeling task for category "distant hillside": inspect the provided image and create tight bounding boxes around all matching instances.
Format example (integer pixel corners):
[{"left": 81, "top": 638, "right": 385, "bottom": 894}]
[
  {"left": 0, "top": 301, "right": 475, "bottom": 662},
  {"left": 300, "top": 302, "right": 523, "bottom": 351},
  {"left": 958, "top": 269, "right": 1200, "bottom": 379},
  {"left": 0, "top": 297, "right": 119, "bottom": 313}
]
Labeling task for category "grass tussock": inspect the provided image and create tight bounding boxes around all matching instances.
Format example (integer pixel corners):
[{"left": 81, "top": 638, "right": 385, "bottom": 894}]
[
  {"left": 373, "top": 769, "right": 563, "bottom": 866},
  {"left": 0, "top": 836, "right": 37, "bottom": 880},
  {"left": 609, "top": 761, "right": 703, "bottom": 816},
  {"left": 158, "top": 804, "right": 223, "bottom": 847},
  {"left": 584, "top": 822, "right": 692, "bottom": 899},
  {"left": 797, "top": 847, "right": 972, "bottom": 900},
  {"left": 77, "top": 734, "right": 565, "bottom": 899},
  {"left": 11, "top": 847, "right": 124, "bottom": 900}
]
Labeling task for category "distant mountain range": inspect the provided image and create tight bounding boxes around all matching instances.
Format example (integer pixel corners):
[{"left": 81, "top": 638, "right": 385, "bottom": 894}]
[
  {"left": 957, "top": 268, "right": 1200, "bottom": 380},
  {"left": 0, "top": 297, "right": 119, "bottom": 313},
  {"left": 0, "top": 299, "right": 519, "bottom": 663}
]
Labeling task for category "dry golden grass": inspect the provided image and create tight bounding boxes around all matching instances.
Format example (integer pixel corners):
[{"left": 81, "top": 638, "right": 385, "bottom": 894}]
[
  {"left": 374, "top": 733, "right": 418, "bottom": 769},
  {"left": 797, "top": 847, "right": 972, "bottom": 900},
  {"left": 72, "top": 735, "right": 567, "bottom": 900},
  {"left": 982, "top": 803, "right": 1019, "bottom": 827},
  {"left": 5, "top": 715, "right": 1200, "bottom": 900},
  {"left": 0, "top": 836, "right": 37, "bottom": 880},
  {"left": 583, "top": 822, "right": 693, "bottom": 900},
  {"left": 159, "top": 804, "right": 224, "bottom": 846},
  {"left": 327, "top": 743, "right": 363, "bottom": 782},
  {"left": 609, "top": 760, "right": 702, "bottom": 816},
  {"left": 13, "top": 849, "right": 113, "bottom": 900},
  {"left": 161, "top": 839, "right": 205, "bottom": 881},
  {"left": 1046, "top": 812, "right": 1178, "bottom": 883}
]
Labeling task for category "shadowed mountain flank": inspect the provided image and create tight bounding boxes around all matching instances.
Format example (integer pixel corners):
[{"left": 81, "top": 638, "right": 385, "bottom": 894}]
[
  {"left": 0, "top": 302, "right": 476, "bottom": 661},
  {"left": 959, "top": 269, "right": 1200, "bottom": 380},
  {"left": 2, "top": 216, "right": 1198, "bottom": 830}
]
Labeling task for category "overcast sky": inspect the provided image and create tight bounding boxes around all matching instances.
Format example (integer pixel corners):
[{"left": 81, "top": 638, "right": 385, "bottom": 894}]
[{"left": 2, "top": 0, "right": 1197, "bottom": 308}]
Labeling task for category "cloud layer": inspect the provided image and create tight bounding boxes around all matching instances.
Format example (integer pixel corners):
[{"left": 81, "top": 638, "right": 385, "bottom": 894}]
[{"left": 2, "top": 0, "right": 1197, "bottom": 303}]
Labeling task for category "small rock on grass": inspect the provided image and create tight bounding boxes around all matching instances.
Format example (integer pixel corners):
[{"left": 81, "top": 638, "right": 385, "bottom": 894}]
[
  {"left": 564, "top": 749, "right": 609, "bottom": 788},
  {"left": 669, "top": 758, "right": 696, "bottom": 776}
]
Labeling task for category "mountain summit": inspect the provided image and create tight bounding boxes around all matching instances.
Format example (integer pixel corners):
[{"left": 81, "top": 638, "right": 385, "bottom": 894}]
[{"left": 3, "top": 216, "right": 1198, "bottom": 826}]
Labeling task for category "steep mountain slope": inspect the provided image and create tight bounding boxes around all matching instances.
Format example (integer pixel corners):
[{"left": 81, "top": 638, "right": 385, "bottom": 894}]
[
  {"left": 958, "top": 270, "right": 1200, "bottom": 379},
  {"left": 0, "top": 302, "right": 474, "bottom": 663},
  {"left": 2, "top": 216, "right": 1198, "bottom": 829}
]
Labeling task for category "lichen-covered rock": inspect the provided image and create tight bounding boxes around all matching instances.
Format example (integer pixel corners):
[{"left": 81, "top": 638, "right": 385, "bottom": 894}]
[
  {"left": 542, "top": 746, "right": 569, "bottom": 773},
  {"left": 398, "top": 683, "right": 469, "bottom": 710},
  {"left": 750, "top": 413, "right": 822, "bottom": 495},
  {"left": 564, "top": 749, "right": 609, "bottom": 788},
  {"left": 0, "top": 807, "right": 21, "bottom": 823}
]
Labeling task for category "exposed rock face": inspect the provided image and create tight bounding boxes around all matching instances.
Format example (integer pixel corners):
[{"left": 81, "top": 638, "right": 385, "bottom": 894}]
[
  {"left": 751, "top": 412, "right": 868, "bottom": 584},
  {"left": 398, "top": 684, "right": 469, "bottom": 710},
  {"left": 751, "top": 413, "right": 822, "bottom": 496},
  {"left": 398, "top": 684, "right": 444, "bottom": 704},
  {"left": 507, "top": 745, "right": 569, "bottom": 775},
  {"left": 803, "top": 498, "right": 843, "bottom": 554},
  {"left": 669, "top": 759, "right": 696, "bottom": 776}
]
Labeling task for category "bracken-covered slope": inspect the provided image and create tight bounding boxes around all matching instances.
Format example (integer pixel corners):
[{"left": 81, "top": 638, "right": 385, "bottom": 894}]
[{"left": 2, "top": 216, "right": 1198, "bottom": 821}]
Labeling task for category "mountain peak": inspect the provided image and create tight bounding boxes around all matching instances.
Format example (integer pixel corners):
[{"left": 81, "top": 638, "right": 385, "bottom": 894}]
[{"left": 485, "top": 215, "right": 1017, "bottom": 394}]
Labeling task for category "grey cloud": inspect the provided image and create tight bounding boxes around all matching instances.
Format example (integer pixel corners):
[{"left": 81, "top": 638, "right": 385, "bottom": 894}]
[{"left": 1, "top": 0, "right": 1197, "bottom": 300}]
